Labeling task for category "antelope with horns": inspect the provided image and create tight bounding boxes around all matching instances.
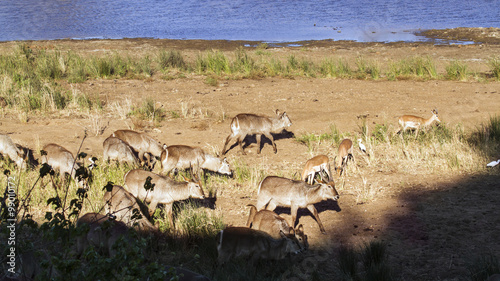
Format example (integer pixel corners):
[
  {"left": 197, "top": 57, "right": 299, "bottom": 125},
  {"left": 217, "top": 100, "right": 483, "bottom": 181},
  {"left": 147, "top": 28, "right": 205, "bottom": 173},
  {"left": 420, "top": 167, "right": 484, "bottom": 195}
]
[
  {"left": 301, "top": 154, "right": 332, "bottom": 184},
  {"left": 103, "top": 184, "right": 156, "bottom": 232},
  {"left": 221, "top": 110, "right": 292, "bottom": 155},
  {"left": 160, "top": 145, "right": 231, "bottom": 176},
  {"left": 396, "top": 109, "right": 441, "bottom": 139},
  {"left": 124, "top": 169, "right": 205, "bottom": 227},
  {"left": 255, "top": 176, "right": 339, "bottom": 234},
  {"left": 335, "top": 138, "right": 353, "bottom": 177},
  {"left": 41, "top": 143, "right": 92, "bottom": 189},
  {"left": 246, "top": 204, "right": 308, "bottom": 250},
  {"left": 112, "top": 129, "right": 163, "bottom": 167},
  {"left": 76, "top": 212, "right": 130, "bottom": 257},
  {"left": 0, "top": 133, "right": 25, "bottom": 169},
  {"left": 216, "top": 226, "right": 303, "bottom": 266}
]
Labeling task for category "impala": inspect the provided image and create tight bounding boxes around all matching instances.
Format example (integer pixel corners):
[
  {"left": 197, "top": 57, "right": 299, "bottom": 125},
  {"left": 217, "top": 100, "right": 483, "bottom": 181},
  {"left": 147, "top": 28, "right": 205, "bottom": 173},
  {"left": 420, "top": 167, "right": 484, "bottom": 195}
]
[
  {"left": 301, "top": 154, "right": 332, "bottom": 184},
  {"left": 221, "top": 110, "right": 292, "bottom": 155},
  {"left": 397, "top": 109, "right": 441, "bottom": 139},
  {"left": 335, "top": 138, "right": 353, "bottom": 177}
]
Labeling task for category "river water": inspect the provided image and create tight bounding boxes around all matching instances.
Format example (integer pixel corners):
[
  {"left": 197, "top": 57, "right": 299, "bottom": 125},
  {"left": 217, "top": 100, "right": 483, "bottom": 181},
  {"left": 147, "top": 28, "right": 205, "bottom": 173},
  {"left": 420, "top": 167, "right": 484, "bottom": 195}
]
[{"left": 0, "top": 0, "right": 499, "bottom": 43}]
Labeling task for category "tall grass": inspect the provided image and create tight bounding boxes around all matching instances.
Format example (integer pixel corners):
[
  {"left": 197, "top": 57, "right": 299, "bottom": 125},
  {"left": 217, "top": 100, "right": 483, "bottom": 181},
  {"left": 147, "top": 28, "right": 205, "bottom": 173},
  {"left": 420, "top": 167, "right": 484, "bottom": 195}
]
[
  {"left": 488, "top": 57, "right": 500, "bottom": 80},
  {"left": 387, "top": 56, "right": 437, "bottom": 80},
  {"left": 446, "top": 60, "right": 469, "bottom": 81}
]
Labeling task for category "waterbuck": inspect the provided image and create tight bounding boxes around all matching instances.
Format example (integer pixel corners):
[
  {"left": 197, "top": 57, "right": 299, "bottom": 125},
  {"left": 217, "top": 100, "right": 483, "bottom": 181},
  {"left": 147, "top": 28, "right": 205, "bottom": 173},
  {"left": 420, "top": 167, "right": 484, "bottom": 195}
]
[
  {"left": 160, "top": 145, "right": 231, "bottom": 176},
  {"left": 76, "top": 212, "right": 130, "bottom": 257},
  {"left": 124, "top": 169, "right": 205, "bottom": 227},
  {"left": 216, "top": 226, "right": 302, "bottom": 266},
  {"left": 396, "top": 109, "right": 441, "bottom": 139},
  {"left": 221, "top": 110, "right": 292, "bottom": 155},
  {"left": 102, "top": 136, "right": 140, "bottom": 167},
  {"left": 255, "top": 176, "right": 339, "bottom": 234},
  {"left": 103, "top": 185, "right": 156, "bottom": 232},
  {"left": 301, "top": 154, "right": 332, "bottom": 184},
  {"left": 335, "top": 138, "right": 353, "bottom": 177},
  {"left": 246, "top": 204, "right": 308, "bottom": 250},
  {"left": 41, "top": 143, "right": 91, "bottom": 188},
  {"left": 0, "top": 133, "right": 25, "bottom": 169},
  {"left": 112, "top": 129, "right": 163, "bottom": 166}
]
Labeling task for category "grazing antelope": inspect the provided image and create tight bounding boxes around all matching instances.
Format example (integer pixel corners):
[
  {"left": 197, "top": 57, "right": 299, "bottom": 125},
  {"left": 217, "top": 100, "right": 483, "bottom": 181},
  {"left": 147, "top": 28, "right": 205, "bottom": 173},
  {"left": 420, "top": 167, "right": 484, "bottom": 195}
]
[
  {"left": 221, "top": 110, "right": 292, "bottom": 155},
  {"left": 397, "top": 109, "right": 441, "bottom": 139},
  {"left": 76, "top": 212, "right": 130, "bottom": 257},
  {"left": 335, "top": 138, "right": 353, "bottom": 177},
  {"left": 301, "top": 154, "right": 332, "bottom": 184},
  {"left": 0, "top": 133, "right": 25, "bottom": 168},
  {"left": 246, "top": 204, "right": 308, "bottom": 250},
  {"left": 103, "top": 185, "right": 156, "bottom": 232},
  {"left": 216, "top": 226, "right": 302, "bottom": 266},
  {"left": 124, "top": 169, "right": 205, "bottom": 227},
  {"left": 41, "top": 143, "right": 91, "bottom": 188},
  {"left": 112, "top": 129, "right": 163, "bottom": 166},
  {"left": 160, "top": 145, "right": 231, "bottom": 176},
  {"left": 102, "top": 136, "right": 141, "bottom": 167},
  {"left": 255, "top": 176, "right": 339, "bottom": 234}
]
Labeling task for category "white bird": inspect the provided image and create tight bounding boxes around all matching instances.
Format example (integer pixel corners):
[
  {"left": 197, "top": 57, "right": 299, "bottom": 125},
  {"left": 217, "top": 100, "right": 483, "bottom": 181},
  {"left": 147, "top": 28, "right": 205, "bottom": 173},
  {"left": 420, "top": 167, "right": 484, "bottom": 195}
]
[
  {"left": 357, "top": 139, "right": 367, "bottom": 154},
  {"left": 486, "top": 159, "right": 500, "bottom": 167}
]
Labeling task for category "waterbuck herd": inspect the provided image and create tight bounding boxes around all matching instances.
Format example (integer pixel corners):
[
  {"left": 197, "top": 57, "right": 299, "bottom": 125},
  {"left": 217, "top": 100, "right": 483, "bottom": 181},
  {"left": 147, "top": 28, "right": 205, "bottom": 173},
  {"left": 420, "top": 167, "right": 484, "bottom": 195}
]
[{"left": 0, "top": 108, "right": 441, "bottom": 280}]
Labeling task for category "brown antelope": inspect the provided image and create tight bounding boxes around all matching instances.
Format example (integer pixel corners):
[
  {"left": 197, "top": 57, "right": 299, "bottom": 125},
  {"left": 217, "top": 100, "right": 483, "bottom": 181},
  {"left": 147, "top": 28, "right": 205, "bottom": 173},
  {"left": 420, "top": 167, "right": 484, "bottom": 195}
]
[
  {"left": 103, "top": 136, "right": 140, "bottom": 167},
  {"left": 112, "top": 129, "right": 163, "bottom": 166},
  {"left": 160, "top": 145, "right": 231, "bottom": 176},
  {"left": 335, "top": 138, "right": 353, "bottom": 177},
  {"left": 255, "top": 176, "right": 338, "bottom": 234},
  {"left": 216, "top": 226, "right": 302, "bottom": 266},
  {"left": 221, "top": 110, "right": 292, "bottom": 155},
  {"left": 397, "top": 109, "right": 441, "bottom": 139},
  {"left": 301, "top": 154, "right": 332, "bottom": 184},
  {"left": 124, "top": 169, "right": 205, "bottom": 227},
  {"left": 246, "top": 204, "right": 308, "bottom": 250},
  {"left": 0, "top": 133, "right": 25, "bottom": 168},
  {"left": 41, "top": 143, "right": 91, "bottom": 188},
  {"left": 103, "top": 185, "right": 156, "bottom": 232},
  {"left": 76, "top": 212, "right": 130, "bottom": 257}
]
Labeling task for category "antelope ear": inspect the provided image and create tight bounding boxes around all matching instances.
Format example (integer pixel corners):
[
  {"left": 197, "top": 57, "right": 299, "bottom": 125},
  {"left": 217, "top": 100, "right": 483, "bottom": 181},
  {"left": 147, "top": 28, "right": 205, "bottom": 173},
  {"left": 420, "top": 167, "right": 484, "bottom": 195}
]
[
  {"left": 223, "top": 157, "right": 228, "bottom": 163},
  {"left": 297, "top": 224, "right": 304, "bottom": 232},
  {"left": 279, "top": 230, "right": 286, "bottom": 238},
  {"left": 289, "top": 228, "right": 295, "bottom": 235},
  {"left": 275, "top": 109, "right": 281, "bottom": 116}
]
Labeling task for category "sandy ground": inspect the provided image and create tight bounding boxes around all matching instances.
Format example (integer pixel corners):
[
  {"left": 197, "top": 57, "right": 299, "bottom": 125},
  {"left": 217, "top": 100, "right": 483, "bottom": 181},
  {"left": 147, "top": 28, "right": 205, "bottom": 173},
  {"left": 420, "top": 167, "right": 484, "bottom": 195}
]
[{"left": 1, "top": 28, "right": 500, "bottom": 280}]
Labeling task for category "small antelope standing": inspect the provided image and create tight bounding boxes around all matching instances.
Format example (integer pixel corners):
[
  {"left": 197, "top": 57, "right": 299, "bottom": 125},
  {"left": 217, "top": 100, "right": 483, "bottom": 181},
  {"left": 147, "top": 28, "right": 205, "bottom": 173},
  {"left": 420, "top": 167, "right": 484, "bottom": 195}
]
[
  {"left": 76, "top": 212, "right": 130, "bottom": 257},
  {"left": 102, "top": 136, "right": 141, "bottom": 167},
  {"left": 221, "top": 110, "right": 292, "bottom": 155},
  {"left": 0, "top": 133, "right": 25, "bottom": 168},
  {"left": 255, "top": 176, "right": 339, "bottom": 234},
  {"left": 301, "top": 154, "right": 332, "bottom": 184},
  {"left": 112, "top": 130, "right": 163, "bottom": 166},
  {"left": 124, "top": 169, "right": 205, "bottom": 227},
  {"left": 335, "top": 139, "right": 353, "bottom": 177},
  {"left": 216, "top": 226, "right": 302, "bottom": 266},
  {"left": 103, "top": 185, "right": 156, "bottom": 232},
  {"left": 397, "top": 109, "right": 441, "bottom": 139},
  {"left": 246, "top": 204, "right": 308, "bottom": 250},
  {"left": 41, "top": 143, "right": 91, "bottom": 188},
  {"left": 160, "top": 145, "right": 231, "bottom": 176}
]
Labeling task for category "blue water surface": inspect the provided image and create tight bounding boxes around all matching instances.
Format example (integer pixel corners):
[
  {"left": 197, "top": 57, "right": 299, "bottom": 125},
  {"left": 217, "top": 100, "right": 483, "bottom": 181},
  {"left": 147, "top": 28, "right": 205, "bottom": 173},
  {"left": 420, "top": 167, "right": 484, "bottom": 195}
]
[{"left": 0, "top": 0, "right": 499, "bottom": 42}]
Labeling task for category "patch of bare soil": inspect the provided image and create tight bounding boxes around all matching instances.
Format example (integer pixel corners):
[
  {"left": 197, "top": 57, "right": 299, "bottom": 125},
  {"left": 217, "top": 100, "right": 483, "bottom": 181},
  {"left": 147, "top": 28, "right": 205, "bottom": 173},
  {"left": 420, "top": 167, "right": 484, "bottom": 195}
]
[{"left": 1, "top": 29, "right": 500, "bottom": 280}]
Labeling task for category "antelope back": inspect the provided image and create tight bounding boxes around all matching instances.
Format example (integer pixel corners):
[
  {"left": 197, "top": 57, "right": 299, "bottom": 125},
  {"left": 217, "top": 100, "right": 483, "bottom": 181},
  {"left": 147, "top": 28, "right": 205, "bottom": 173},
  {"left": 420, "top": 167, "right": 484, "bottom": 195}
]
[
  {"left": 76, "top": 212, "right": 129, "bottom": 257},
  {"left": 0, "top": 133, "right": 25, "bottom": 168},
  {"left": 216, "top": 227, "right": 301, "bottom": 264},
  {"left": 113, "top": 130, "right": 163, "bottom": 157},
  {"left": 103, "top": 136, "right": 139, "bottom": 165},
  {"left": 103, "top": 185, "right": 155, "bottom": 231},
  {"left": 301, "top": 155, "right": 329, "bottom": 181}
]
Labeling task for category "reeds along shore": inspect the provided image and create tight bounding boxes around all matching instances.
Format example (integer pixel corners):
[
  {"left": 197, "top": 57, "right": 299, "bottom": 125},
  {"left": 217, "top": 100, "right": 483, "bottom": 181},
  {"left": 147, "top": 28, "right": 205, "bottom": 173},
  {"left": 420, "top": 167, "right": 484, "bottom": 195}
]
[{"left": 0, "top": 44, "right": 499, "bottom": 112}]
